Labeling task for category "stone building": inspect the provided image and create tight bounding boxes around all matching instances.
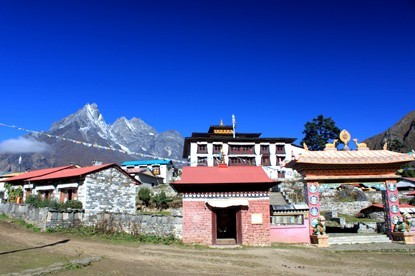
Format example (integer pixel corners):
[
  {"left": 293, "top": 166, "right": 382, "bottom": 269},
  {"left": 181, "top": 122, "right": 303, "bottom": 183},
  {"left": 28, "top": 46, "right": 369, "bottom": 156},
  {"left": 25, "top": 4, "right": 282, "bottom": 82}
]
[{"left": 6, "top": 164, "right": 140, "bottom": 220}]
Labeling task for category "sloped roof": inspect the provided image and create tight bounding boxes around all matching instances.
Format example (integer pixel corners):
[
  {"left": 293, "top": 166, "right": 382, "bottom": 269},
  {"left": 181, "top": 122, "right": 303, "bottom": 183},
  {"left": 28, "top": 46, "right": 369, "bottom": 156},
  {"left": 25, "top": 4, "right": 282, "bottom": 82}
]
[
  {"left": 287, "top": 150, "right": 415, "bottom": 165},
  {"left": 176, "top": 165, "right": 275, "bottom": 184},
  {"left": 28, "top": 164, "right": 115, "bottom": 181},
  {"left": 293, "top": 149, "right": 414, "bottom": 165},
  {"left": 121, "top": 159, "right": 173, "bottom": 166},
  {"left": 5, "top": 165, "right": 77, "bottom": 182}
]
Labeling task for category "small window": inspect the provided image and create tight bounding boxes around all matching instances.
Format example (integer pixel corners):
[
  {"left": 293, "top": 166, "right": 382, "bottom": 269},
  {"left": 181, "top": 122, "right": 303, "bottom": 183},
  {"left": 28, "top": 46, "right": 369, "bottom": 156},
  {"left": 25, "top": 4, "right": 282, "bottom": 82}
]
[
  {"left": 59, "top": 188, "right": 78, "bottom": 203},
  {"left": 213, "top": 144, "right": 222, "bottom": 153},
  {"left": 198, "top": 157, "right": 207, "bottom": 166},
  {"left": 198, "top": 144, "right": 207, "bottom": 153},
  {"left": 271, "top": 214, "right": 304, "bottom": 225},
  {"left": 152, "top": 166, "right": 160, "bottom": 175}
]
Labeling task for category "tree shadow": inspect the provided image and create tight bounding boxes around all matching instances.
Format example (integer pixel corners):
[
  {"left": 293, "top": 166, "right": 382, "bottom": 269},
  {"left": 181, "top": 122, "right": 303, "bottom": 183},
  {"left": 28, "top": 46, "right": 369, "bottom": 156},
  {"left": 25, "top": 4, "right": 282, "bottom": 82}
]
[{"left": 0, "top": 239, "right": 70, "bottom": 255}]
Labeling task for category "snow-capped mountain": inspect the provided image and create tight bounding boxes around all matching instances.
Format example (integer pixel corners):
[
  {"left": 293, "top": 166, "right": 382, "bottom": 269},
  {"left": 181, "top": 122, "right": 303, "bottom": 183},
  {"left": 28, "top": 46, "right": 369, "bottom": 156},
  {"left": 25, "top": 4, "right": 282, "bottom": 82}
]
[{"left": 0, "top": 103, "right": 185, "bottom": 171}]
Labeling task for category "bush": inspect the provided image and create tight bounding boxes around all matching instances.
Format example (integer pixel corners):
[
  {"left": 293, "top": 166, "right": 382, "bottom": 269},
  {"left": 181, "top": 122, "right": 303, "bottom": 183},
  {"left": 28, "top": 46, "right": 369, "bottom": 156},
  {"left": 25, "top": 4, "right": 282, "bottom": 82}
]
[
  {"left": 138, "top": 188, "right": 152, "bottom": 207},
  {"left": 24, "top": 196, "right": 83, "bottom": 210},
  {"left": 25, "top": 194, "right": 40, "bottom": 205},
  {"left": 152, "top": 191, "right": 172, "bottom": 210},
  {"left": 64, "top": 200, "right": 83, "bottom": 210},
  {"left": 47, "top": 199, "right": 61, "bottom": 210}
]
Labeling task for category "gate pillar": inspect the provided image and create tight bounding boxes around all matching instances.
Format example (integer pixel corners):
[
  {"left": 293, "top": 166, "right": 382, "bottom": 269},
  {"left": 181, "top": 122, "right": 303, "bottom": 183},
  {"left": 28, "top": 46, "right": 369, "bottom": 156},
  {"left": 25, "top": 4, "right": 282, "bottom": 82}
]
[
  {"left": 304, "top": 182, "right": 320, "bottom": 234},
  {"left": 382, "top": 180, "right": 402, "bottom": 236}
]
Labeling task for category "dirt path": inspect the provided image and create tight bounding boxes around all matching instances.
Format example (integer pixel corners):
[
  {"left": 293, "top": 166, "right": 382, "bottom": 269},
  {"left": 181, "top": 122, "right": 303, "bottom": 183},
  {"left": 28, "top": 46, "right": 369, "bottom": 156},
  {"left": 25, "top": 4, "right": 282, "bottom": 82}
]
[{"left": 1, "top": 220, "right": 415, "bottom": 275}]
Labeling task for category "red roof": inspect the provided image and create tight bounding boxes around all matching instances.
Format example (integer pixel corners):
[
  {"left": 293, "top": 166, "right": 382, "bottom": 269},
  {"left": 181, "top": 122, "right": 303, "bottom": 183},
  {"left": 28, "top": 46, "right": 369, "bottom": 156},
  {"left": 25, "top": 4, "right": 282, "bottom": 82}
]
[
  {"left": 6, "top": 165, "right": 77, "bottom": 182},
  {"left": 28, "top": 164, "right": 115, "bottom": 181},
  {"left": 176, "top": 166, "right": 274, "bottom": 184},
  {"left": 293, "top": 149, "right": 415, "bottom": 164}
]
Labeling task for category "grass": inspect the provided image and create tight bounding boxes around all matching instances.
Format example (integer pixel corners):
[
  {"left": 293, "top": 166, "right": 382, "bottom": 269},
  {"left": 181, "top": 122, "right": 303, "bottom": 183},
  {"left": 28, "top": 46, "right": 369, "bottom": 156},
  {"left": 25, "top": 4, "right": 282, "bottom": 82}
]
[
  {"left": 0, "top": 213, "right": 41, "bottom": 232},
  {"left": 337, "top": 213, "right": 377, "bottom": 223},
  {"left": 139, "top": 210, "right": 172, "bottom": 216},
  {"left": 47, "top": 225, "right": 182, "bottom": 245}
]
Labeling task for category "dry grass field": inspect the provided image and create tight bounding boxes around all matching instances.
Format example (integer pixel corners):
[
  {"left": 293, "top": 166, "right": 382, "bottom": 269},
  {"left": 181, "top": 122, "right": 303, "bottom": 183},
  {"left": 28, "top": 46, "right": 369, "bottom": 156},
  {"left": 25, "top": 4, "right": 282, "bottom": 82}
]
[{"left": 1, "top": 218, "right": 415, "bottom": 275}]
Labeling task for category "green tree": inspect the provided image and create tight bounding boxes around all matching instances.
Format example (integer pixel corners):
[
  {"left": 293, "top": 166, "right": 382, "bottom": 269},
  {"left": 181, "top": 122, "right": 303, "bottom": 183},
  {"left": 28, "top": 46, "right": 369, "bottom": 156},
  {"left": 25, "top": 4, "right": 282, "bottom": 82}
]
[
  {"left": 300, "top": 114, "right": 341, "bottom": 151},
  {"left": 138, "top": 188, "right": 152, "bottom": 207}
]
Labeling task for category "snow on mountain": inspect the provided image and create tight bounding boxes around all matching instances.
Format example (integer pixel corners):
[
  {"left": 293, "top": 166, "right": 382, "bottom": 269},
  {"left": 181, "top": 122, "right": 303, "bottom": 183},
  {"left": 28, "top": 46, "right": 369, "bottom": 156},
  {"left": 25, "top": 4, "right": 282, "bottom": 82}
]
[{"left": 0, "top": 103, "right": 185, "bottom": 171}]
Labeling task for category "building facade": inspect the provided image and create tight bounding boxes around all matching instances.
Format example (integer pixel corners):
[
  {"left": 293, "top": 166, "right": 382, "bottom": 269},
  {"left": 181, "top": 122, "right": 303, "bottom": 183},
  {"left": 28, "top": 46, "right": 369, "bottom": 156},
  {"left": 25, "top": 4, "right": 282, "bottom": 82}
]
[
  {"left": 120, "top": 159, "right": 176, "bottom": 184},
  {"left": 182, "top": 122, "right": 304, "bottom": 180},
  {"left": 5, "top": 164, "right": 140, "bottom": 220},
  {"left": 171, "top": 165, "right": 276, "bottom": 246}
]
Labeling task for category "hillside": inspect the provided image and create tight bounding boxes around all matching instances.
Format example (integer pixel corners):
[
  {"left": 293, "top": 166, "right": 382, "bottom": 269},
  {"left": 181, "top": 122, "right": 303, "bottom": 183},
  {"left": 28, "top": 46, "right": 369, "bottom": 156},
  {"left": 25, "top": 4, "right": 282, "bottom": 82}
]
[{"left": 364, "top": 110, "right": 415, "bottom": 152}]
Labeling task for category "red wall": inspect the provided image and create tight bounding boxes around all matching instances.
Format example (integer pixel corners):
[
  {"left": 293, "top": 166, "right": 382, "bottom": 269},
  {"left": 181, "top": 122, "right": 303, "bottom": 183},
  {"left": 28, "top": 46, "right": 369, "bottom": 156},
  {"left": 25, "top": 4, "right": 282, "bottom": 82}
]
[
  {"left": 182, "top": 200, "right": 212, "bottom": 245},
  {"left": 241, "top": 199, "right": 270, "bottom": 246},
  {"left": 182, "top": 198, "right": 271, "bottom": 246}
]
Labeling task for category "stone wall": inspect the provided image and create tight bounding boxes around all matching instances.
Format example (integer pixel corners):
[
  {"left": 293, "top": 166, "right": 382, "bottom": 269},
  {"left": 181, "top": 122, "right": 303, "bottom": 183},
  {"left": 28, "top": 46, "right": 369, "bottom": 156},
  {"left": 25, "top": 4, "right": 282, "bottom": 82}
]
[
  {"left": 0, "top": 203, "right": 83, "bottom": 230},
  {"left": 84, "top": 211, "right": 182, "bottom": 239},
  {"left": 83, "top": 168, "right": 137, "bottom": 219},
  {"left": 320, "top": 200, "right": 372, "bottom": 216},
  {"left": 0, "top": 203, "right": 182, "bottom": 239}
]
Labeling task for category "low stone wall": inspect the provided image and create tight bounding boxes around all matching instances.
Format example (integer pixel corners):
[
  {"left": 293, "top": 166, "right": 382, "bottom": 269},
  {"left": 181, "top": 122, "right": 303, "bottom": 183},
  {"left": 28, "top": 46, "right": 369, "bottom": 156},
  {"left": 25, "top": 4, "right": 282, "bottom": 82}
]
[
  {"left": 0, "top": 203, "right": 83, "bottom": 230},
  {"left": 0, "top": 203, "right": 182, "bottom": 239},
  {"left": 84, "top": 211, "right": 182, "bottom": 239}
]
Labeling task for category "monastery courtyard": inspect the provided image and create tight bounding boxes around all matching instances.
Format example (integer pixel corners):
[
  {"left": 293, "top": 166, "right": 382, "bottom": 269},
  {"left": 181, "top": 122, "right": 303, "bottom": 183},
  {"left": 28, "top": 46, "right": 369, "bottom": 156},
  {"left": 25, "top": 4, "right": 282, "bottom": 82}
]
[{"left": 1, "top": 219, "right": 415, "bottom": 276}]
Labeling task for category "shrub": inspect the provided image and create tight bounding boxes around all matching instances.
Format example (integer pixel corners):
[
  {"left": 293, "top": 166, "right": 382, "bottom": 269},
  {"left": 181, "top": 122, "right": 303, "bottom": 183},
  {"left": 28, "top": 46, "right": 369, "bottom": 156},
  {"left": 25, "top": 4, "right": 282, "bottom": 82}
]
[
  {"left": 138, "top": 188, "right": 152, "bottom": 207},
  {"left": 152, "top": 191, "right": 172, "bottom": 210},
  {"left": 25, "top": 194, "right": 40, "bottom": 206},
  {"left": 64, "top": 200, "right": 83, "bottom": 210},
  {"left": 47, "top": 199, "right": 61, "bottom": 210}
]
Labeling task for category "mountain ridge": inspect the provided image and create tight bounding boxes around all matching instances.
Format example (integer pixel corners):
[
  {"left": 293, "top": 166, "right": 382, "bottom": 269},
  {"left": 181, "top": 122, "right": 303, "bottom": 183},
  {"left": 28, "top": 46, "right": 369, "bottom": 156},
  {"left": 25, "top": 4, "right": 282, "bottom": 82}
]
[
  {"left": 363, "top": 110, "right": 415, "bottom": 152},
  {"left": 0, "top": 103, "right": 185, "bottom": 172}
]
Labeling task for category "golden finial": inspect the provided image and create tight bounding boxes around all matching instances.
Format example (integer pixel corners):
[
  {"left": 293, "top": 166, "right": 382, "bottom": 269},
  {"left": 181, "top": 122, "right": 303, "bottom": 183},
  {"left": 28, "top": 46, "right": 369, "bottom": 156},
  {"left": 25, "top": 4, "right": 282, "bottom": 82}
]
[
  {"left": 303, "top": 142, "right": 309, "bottom": 151},
  {"left": 383, "top": 141, "right": 388, "bottom": 150},
  {"left": 340, "top": 129, "right": 351, "bottom": 150}
]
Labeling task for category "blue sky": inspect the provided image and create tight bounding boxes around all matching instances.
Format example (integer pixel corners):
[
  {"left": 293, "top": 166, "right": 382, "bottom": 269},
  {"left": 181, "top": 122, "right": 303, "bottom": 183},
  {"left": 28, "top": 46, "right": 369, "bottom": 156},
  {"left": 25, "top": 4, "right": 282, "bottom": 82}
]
[{"left": 1, "top": 0, "right": 414, "bottom": 147}]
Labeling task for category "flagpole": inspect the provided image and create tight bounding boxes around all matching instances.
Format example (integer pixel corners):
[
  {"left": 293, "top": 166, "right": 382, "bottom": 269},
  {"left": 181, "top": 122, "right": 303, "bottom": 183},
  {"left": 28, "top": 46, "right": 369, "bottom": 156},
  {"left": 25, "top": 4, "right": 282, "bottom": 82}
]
[{"left": 232, "top": 114, "right": 236, "bottom": 138}]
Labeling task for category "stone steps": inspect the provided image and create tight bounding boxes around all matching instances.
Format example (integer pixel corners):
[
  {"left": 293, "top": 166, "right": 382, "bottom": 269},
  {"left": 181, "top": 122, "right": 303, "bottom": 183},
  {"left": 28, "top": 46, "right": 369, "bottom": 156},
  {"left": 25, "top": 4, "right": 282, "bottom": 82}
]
[{"left": 328, "top": 234, "right": 391, "bottom": 245}]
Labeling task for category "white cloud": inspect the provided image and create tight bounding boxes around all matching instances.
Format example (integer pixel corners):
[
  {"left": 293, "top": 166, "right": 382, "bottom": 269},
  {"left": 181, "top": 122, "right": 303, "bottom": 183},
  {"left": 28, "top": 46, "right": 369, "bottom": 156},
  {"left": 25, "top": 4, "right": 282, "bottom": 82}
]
[{"left": 0, "top": 137, "right": 51, "bottom": 154}]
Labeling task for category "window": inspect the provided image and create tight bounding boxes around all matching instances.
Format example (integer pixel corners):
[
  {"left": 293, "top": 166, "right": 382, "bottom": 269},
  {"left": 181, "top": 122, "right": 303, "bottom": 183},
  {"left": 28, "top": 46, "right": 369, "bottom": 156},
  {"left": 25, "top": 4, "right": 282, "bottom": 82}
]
[
  {"left": 229, "top": 157, "right": 255, "bottom": 166},
  {"left": 213, "top": 144, "right": 222, "bottom": 154},
  {"left": 198, "top": 157, "right": 207, "bottom": 166},
  {"left": 261, "top": 156, "right": 270, "bottom": 166},
  {"left": 260, "top": 145, "right": 269, "bottom": 154},
  {"left": 197, "top": 144, "right": 207, "bottom": 153},
  {"left": 271, "top": 214, "right": 304, "bottom": 225},
  {"left": 152, "top": 166, "right": 160, "bottom": 175},
  {"left": 276, "top": 145, "right": 285, "bottom": 154},
  {"left": 229, "top": 145, "right": 254, "bottom": 154},
  {"left": 39, "top": 190, "right": 53, "bottom": 200},
  {"left": 59, "top": 188, "right": 78, "bottom": 203}
]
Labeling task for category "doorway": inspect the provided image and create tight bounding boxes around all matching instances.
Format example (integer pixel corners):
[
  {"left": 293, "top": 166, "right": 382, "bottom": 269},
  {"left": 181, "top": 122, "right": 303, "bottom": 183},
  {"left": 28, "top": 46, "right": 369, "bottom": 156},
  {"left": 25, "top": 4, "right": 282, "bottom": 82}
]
[{"left": 213, "top": 207, "right": 241, "bottom": 245}]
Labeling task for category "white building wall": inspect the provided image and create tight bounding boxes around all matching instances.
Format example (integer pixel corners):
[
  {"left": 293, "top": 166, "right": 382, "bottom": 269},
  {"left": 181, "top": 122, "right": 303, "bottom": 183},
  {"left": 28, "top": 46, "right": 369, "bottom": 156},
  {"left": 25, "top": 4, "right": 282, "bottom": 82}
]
[
  {"left": 254, "top": 144, "right": 261, "bottom": 166},
  {"left": 190, "top": 142, "right": 198, "bottom": 167},
  {"left": 269, "top": 144, "right": 277, "bottom": 166}
]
